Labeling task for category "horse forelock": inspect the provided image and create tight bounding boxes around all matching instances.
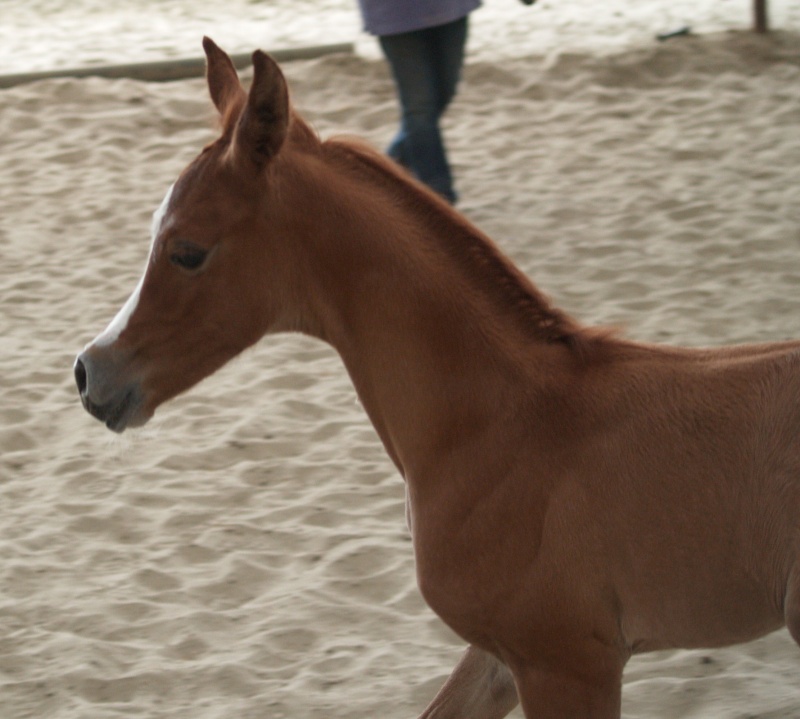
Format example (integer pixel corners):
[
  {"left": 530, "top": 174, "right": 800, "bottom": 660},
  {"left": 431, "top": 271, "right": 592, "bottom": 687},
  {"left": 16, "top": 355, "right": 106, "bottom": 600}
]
[{"left": 320, "top": 137, "right": 608, "bottom": 361}]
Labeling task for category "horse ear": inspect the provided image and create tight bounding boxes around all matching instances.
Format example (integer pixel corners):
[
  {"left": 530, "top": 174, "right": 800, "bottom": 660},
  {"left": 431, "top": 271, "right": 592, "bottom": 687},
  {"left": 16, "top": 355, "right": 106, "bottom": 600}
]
[
  {"left": 203, "top": 36, "right": 246, "bottom": 121},
  {"left": 233, "top": 50, "right": 290, "bottom": 167}
]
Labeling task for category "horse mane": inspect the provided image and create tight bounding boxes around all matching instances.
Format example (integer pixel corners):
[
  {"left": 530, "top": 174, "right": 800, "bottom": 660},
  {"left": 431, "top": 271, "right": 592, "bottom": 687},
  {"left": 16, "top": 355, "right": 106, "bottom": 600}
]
[{"left": 321, "top": 136, "right": 614, "bottom": 363}]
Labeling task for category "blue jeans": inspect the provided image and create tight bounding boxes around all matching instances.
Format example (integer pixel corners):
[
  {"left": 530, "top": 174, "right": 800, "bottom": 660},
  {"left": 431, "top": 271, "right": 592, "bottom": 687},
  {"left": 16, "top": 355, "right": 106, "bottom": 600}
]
[{"left": 379, "top": 16, "right": 468, "bottom": 204}]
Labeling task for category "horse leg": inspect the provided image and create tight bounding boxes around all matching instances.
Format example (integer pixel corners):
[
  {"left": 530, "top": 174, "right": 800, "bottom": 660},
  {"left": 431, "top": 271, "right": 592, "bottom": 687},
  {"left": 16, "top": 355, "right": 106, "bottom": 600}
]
[
  {"left": 417, "top": 644, "right": 519, "bottom": 719},
  {"left": 510, "top": 652, "right": 624, "bottom": 719},
  {"left": 784, "top": 560, "right": 800, "bottom": 646}
]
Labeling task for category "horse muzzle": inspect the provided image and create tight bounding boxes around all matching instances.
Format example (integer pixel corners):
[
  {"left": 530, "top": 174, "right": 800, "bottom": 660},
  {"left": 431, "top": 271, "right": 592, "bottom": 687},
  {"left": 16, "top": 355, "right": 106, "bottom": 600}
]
[{"left": 74, "top": 348, "right": 147, "bottom": 433}]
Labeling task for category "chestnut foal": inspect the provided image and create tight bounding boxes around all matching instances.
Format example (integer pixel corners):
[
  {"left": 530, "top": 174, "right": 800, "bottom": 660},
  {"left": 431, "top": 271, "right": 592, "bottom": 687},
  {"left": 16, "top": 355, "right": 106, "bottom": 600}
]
[{"left": 75, "top": 39, "right": 800, "bottom": 717}]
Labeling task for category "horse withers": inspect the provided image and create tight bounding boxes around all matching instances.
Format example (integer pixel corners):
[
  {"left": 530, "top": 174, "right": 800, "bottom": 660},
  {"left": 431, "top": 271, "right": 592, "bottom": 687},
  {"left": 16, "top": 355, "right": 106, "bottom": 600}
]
[{"left": 74, "top": 38, "right": 800, "bottom": 718}]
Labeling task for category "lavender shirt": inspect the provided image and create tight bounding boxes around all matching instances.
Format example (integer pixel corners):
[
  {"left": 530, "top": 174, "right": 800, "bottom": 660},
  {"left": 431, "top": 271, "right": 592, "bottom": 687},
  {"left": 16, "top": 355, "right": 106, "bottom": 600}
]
[{"left": 357, "top": 0, "right": 481, "bottom": 36}]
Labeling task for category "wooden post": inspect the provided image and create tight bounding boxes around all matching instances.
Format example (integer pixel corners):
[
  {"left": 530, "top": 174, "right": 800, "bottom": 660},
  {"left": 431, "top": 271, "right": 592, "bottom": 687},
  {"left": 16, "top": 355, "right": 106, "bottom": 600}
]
[{"left": 754, "top": 0, "right": 768, "bottom": 32}]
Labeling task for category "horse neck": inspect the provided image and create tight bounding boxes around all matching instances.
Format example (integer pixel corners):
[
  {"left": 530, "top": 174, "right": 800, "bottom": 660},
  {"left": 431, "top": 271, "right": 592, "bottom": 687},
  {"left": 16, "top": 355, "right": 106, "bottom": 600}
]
[{"left": 273, "top": 140, "right": 580, "bottom": 478}]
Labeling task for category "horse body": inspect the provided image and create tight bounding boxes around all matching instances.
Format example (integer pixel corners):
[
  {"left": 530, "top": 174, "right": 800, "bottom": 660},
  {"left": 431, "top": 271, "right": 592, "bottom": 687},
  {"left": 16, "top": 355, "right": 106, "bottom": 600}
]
[
  {"left": 538, "top": 345, "right": 798, "bottom": 652},
  {"left": 74, "top": 38, "right": 800, "bottom": 717},
  {"left": 411, "top": 340, "right": 798, "bottom": 630}
]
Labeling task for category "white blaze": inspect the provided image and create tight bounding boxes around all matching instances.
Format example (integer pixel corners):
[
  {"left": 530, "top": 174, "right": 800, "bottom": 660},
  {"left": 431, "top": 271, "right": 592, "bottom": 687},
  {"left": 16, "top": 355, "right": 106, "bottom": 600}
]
[{"left": 93, "top": 184, "right": 175, "bottom": 347}]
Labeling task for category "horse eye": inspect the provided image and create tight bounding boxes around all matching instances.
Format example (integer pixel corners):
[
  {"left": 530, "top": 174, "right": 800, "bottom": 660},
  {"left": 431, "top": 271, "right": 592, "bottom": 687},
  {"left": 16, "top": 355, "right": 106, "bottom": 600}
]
[{"left": 169, "top": 246, "right": 207, "bottom": 271}]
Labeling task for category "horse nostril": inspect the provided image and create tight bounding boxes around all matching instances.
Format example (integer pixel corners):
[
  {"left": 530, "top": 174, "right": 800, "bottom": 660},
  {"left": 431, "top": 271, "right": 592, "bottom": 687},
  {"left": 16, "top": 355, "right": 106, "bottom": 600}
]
[{"left": 74, "top": 357, "right": 88, "bottom": 395}]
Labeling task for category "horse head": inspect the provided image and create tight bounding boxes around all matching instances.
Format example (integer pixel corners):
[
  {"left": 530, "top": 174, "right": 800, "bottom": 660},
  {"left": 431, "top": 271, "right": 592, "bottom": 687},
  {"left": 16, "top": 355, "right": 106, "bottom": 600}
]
[{"left": 74, "top": 38, "right": 306, "bottom": 431}]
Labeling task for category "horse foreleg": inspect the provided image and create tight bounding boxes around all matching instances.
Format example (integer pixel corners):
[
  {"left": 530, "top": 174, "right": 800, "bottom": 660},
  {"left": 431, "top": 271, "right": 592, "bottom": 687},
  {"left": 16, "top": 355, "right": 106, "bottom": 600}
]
[
  {"left": 417, "top": 644, "right": 519, "bottom": 719},
  {"left": 511, "top": 654, "right": 623, "bottom": 719},
  {"left": 784, "top": 560, "right": 800, "bottom": 646}
]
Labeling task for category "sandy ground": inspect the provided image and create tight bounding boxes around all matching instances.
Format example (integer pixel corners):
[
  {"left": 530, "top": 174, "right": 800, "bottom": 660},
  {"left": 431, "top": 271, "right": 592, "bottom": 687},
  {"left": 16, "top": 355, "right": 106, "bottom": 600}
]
[{"left": 1, "top": 1, "right": 800, "bottom": 717}]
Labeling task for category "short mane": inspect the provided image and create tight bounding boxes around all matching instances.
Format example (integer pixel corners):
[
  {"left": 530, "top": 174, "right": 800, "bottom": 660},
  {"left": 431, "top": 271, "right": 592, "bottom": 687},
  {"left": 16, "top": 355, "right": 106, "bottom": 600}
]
[{"left": 321, "top": 137, "right": 613, "bottom": 362}]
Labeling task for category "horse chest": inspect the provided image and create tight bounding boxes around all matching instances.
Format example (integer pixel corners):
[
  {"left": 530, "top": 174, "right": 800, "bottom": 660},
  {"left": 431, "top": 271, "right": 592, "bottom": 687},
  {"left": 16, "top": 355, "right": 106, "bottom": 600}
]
[
  {"left": 414, "top": 552, "right": 499, "bottom": 645},
  {"left": 409, "top": 498, "right": 534, "bottom": 643}
]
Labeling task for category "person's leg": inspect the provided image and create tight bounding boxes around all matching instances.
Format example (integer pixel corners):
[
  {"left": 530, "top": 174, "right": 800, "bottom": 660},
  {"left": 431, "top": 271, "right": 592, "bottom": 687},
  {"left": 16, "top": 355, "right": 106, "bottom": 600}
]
[
  {"left": 429, "top": 15, "right": 468, "bottom": 118},
  {"left": 379, "top": 23, "right": 463, "bottom": 203}
]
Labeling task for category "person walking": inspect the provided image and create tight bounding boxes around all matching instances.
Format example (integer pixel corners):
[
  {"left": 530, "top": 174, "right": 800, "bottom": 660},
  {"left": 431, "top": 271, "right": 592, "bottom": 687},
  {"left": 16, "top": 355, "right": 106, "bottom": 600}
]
[{"left": 356, "top": 0, "right": 481, "bottom": 204}]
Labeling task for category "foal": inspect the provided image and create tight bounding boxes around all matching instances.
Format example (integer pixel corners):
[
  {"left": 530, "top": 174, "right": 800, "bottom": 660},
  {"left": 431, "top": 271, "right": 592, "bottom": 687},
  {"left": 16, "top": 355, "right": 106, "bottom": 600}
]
[{"left": 75, "top": 38, "right": 800, "bottom": 717}]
